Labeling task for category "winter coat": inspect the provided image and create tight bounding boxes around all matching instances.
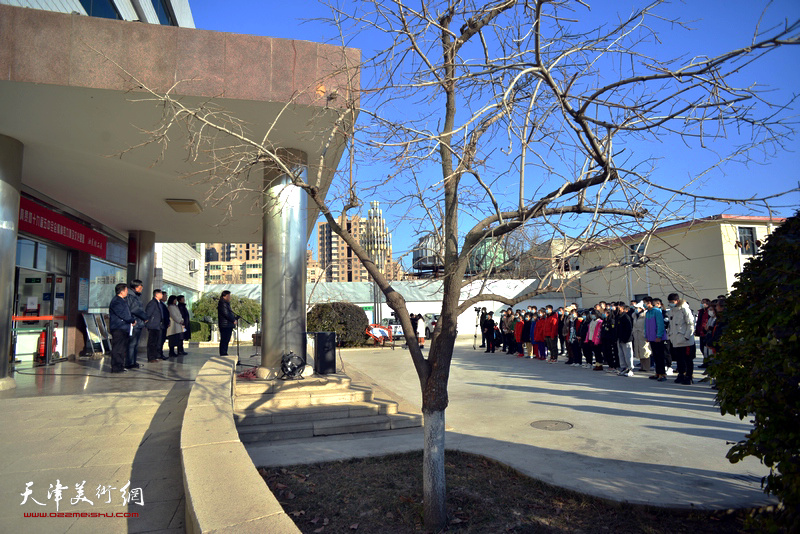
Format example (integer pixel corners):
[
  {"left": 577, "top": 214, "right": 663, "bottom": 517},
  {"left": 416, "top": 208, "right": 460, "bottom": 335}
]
[
  {"left": 218, "top": 299, "right": 237, "bottom": 329},
  {"left": 533, "top": 318, "right": 546, "bottom": 342},
  {"left": 109, "top": 295, "right": 135, "bottom": 331},
  {"left": 668, "top": 300, "right": 696, "bottom": 348},
  {"left": 632, "top": 311, "right": 651, "bottom": 358},
  {"left": 145, "top": 298, "right": 164, "bottom": 330},
  {"left": 520, "top": 319, "right": 532, "bottom": 343},
  {"left": 543, "top": 313, "right": 559, "bottom": 338},
  {"left": 616, "top": 311, "right": 633, "bottom": 343},
  {"left": 179, "top": 302, "right": 191, "bottom": 340},
  {"left": 694, "top": 307, "right": 710, "bottom": 336},
  {"left": 125, "top": 289, "right": 147, "bottom": 329},
  {"left": 644, "top": 307, "right": 665, "bottom": 342},
  {"left": 578, "top": 316, "right": 591, "bottom": 344},
  {"left": 167, "top": 304, "right": 184, "bottom": 337},
  {"left": 600, "top": 312, "right": 617, "bottom": 342},
  {"left": 514, "top": 320, "right": 524, "bottom": 343},
  {"left": 568, "top": 317, "right": 582, "bottom": 343},
  {"left": 484, "top": 318, "right": 496, "bottom": 333},
  {"left": 585, "top": 318, "right": 603, "bottom": 345}
]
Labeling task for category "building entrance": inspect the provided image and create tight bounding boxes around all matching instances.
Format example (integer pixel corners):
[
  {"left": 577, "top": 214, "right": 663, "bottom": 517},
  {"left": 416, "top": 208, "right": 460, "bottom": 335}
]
[{"left": 12, "top": 267, "right": 68, "bottom": 366}]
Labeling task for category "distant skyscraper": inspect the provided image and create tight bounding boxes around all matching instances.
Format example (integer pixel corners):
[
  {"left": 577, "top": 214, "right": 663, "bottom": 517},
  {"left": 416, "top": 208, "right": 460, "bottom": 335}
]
[{"left": 317, "top": 201, "right": 403, "bottom": 282}]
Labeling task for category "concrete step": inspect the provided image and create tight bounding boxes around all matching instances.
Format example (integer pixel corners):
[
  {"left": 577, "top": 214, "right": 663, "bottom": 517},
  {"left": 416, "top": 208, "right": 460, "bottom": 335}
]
[
  {"left": 237, "top": 413, "right": 423, "bottom": 443},
  {"left": 233, "top": 385, "right": 373, "bottom": 411},
  {"left": 234, "top": 399, "right": 398, "bottom": 426},
  {"left": 234, "top": 374, "right": 352, "bottom": 396}
]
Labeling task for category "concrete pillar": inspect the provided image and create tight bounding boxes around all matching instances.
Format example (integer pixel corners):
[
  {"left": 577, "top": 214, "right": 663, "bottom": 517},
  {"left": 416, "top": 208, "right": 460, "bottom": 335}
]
[
  {"left": 0, "top": 135, "right": 23, "bottom": 391},
  {"left": 127, "top": 231, "right": 156, "bottom": 301},
  {"left": 257, "top": 149, "right": 308, "bottom": 379},
  {"left": 127, "top": 231, "right": 156, "bottom": 351}
]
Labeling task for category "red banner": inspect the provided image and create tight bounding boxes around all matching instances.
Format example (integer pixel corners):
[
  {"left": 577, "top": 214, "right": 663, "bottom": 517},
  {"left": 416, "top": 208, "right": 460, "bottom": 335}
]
[{"left": 19, "top": 197, "right": 107, "bottom": 258}]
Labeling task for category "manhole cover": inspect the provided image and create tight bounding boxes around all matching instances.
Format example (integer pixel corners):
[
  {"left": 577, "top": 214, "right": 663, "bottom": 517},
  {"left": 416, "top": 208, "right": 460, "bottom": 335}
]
[{"left": 530, "top": 420, "right": 573, "bottom": 431}]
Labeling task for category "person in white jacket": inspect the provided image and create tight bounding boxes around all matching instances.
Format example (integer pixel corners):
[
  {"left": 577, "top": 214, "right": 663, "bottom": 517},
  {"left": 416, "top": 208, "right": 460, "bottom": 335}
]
[
  {"left": 667, "top": 293, "right": 696, "bottom": 384},
  {"left": 166, "top": 295, "right": 186, "bottom": 358},
  {"left": 632, "top": 303, "right": 651, "bottom": 372}
]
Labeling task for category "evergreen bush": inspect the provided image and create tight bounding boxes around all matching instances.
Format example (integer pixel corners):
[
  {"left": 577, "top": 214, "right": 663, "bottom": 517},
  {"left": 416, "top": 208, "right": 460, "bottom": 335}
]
[
  {"left": 307, "top": 302, "right": 369, "bottom": 347},
  {"left": 709, "top": 210, "right": 800, "bottom": 530},
  {"left": 189, "top": 320, "right": 209, "bottom": 342}
]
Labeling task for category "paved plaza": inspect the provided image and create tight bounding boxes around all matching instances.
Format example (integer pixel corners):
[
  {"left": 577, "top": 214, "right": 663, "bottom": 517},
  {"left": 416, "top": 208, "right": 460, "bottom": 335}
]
[
  {"left": 250, "top": 338, "right": 773, "bottom": 510},
  {"left": 0, "top": 338, "right": 772, "bottom": 533}
]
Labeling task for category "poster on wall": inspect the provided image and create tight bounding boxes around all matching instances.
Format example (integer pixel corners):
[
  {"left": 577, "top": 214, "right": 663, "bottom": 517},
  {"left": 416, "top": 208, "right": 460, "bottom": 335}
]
[
  {"left": 78, "top": 278, "right": 89, "bottom": 311},
  {"left": 81, "top": 313, "right": 104, "bottom": 355}
]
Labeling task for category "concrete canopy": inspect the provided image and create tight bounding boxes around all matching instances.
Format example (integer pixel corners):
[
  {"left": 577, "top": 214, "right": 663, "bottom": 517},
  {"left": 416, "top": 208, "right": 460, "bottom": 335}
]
[{"left": 0, "top": 5, "right": 359, "bottom": 242}]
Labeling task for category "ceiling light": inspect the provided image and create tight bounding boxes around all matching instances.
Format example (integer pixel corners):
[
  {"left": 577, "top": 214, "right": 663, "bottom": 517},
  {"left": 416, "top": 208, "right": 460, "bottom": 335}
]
[{"left": 165, "top": 199, "right": 203, "bottom": 214}]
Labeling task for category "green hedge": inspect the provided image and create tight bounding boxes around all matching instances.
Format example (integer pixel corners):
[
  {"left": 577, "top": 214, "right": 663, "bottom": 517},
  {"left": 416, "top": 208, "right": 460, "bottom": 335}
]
[
  {"left": 189, "top": 320, "right": 210, "bottom": 342},
  {"left": 307, "top": 302, "right": 369, "bottom": 347},
  {"left": 709, "top": 210, "right": 800, "bottom": 531}
]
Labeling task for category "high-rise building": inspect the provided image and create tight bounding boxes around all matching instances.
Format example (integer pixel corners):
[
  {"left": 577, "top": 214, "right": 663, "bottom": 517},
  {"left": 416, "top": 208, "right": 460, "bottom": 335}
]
[{"left": 317, "top": 202, "right": 403, "bottom": 282}]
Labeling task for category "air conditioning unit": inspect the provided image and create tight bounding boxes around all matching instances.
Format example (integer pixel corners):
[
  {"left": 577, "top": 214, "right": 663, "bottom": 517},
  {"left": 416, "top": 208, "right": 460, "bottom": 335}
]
[{"left": 188, "top": 259, "right": 199, "bottom": 272}]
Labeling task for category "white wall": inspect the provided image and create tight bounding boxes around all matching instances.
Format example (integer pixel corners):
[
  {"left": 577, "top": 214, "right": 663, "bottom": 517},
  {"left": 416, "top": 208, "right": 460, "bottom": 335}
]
[{"left": 155, "top": 243, "right": 204, "bottom": 293}]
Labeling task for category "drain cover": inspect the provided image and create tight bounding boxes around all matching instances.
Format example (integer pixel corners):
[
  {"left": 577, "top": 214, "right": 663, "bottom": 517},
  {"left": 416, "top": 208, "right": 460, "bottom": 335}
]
[{"left": 530, "top": 420, "right": 573, "bottom": 431}]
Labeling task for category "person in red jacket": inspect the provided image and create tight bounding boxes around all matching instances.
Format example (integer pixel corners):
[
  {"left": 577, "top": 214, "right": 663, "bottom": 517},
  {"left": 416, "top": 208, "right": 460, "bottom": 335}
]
[
  {"left": 514, "top": 313, "right": 525, "bottom": 357},
  {"left": 533, "top": 310, "right": 547, "bottom": 360},
  {"left": 543, "top": 305, "right": 560, "bottom": 362}
]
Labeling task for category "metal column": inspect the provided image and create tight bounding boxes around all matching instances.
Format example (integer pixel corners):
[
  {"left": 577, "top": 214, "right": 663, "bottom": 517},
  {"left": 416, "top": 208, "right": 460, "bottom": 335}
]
[
  {"left": 258, "top": 149, "right": 308, "bottom": 378},
  {"left": 0, "top": 135, "right": 23, "bottom": 391}
]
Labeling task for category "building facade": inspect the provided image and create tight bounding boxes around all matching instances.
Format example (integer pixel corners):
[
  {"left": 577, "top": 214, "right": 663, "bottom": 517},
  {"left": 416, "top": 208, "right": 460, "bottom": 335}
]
[
  {"left": 154, "top": 242, "right": 204, "bottom": 306},
  {"left": 0, "top": 0, "right": 195, "bottom": 26},
  {"left": 577, "top": 215, "right": 782, "bottom": 308},
  {"left": 0, "top": 1, "right": 357, "bottom": 383}
]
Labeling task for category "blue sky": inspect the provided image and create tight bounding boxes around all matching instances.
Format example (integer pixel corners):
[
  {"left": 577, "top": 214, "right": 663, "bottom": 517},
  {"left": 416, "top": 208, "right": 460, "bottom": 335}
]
[{"left": 190, "top": 1, "right": 800, "bottom": 265}]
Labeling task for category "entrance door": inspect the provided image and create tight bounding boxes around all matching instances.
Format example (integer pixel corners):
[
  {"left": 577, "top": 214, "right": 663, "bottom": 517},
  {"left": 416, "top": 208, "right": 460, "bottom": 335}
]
[{"left": 12, "top": 268, "right": 64, "bottom": 365}]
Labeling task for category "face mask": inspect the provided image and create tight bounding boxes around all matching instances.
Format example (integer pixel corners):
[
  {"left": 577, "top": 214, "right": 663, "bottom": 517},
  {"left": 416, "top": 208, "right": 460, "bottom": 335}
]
[{"left": 708, "top": 310, "right": 716, "bottom": 317}]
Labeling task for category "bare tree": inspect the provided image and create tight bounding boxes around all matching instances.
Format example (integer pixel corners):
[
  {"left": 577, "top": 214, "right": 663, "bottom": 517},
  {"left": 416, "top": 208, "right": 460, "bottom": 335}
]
[{"left": 115, "top": 1, "right": 799, "bottom": 530}]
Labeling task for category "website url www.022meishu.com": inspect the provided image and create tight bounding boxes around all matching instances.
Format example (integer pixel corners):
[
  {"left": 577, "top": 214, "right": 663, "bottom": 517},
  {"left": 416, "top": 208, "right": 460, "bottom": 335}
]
[{"left": 24, "top": 512, "right": 139, "bottom": 518}]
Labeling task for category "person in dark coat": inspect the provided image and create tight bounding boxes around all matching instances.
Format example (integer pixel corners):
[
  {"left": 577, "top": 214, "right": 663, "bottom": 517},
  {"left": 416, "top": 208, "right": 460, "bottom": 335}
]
[
  {"left": 616, "top": 303, "right": 635, "bottom": 376},
  {"left": 478, "top": 308, "right": 487, "bottom": 347},
  {"left": 177, "top": 295, "right": 191, "bottom": 355},
  {"left": 217, "top": 290, "right": 237, "bottom": 356},
  {"left": 124, "top": 279, "right": 148, "bottom": 369},
  {"left": 483, "top": 311, "right": 496, "bottom": 353},
  {"left": 145, "top": 289, "right": 168, "bottom": 362},
  {"left": 159, "top": 296, "right": 170, "bottom": 358},
  {"left": 109, "top": 283, "right": 135, "bottom": 373}
]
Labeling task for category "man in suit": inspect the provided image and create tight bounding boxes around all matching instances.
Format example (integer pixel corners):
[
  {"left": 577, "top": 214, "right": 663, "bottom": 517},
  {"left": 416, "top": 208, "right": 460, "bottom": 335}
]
[
  {"left": 109, "top": 283, "right": 135, "bottom": 373},
  {"left": 145, "top": 289, "right": 168, "bottom": 362},
  {"left": 124, "top": 279, "right": 147, "bottom": 369}
]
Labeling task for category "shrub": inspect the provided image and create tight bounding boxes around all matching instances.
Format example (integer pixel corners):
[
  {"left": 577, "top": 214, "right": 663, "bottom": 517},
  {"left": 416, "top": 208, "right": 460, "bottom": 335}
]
[
  {"left": 709, "top": 210, "right": 800, "bottom": 530},
  {"left": 189, "top": 320, "right": 209, "bottom": 342},
  {"left": 307, "top": 302, "right": 369, "bottom": 347},
  {"left": 192, "top": 292, "right": 261, "bottom": 326}
]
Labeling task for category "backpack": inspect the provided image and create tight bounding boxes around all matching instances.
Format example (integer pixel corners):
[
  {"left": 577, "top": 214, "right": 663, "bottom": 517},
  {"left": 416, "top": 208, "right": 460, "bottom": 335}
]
[{"left": 279, "top": 352, "right": 305, "bottom": 380}]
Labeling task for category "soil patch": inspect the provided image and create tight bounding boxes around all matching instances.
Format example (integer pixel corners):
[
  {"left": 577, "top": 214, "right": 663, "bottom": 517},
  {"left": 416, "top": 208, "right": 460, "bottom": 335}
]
[{"left": 260, "top": 450, "right": 749, "bottom": 533}]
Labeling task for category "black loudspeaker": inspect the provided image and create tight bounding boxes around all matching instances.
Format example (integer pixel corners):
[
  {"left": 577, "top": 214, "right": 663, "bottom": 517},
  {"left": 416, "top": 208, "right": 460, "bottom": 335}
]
[{"left": 314, "top": 332, "right": 336, "bottom": 375}]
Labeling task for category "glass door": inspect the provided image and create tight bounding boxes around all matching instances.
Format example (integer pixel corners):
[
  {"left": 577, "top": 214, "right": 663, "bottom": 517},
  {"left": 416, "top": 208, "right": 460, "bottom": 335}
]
[{"left": 12, "top": 268, "right": 61, "bottom": 366}]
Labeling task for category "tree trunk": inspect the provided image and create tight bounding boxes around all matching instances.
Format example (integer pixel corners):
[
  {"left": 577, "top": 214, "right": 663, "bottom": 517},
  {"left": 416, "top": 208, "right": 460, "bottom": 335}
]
[{"left": 422, "top": 408, "right": 446, "bottom": 530}]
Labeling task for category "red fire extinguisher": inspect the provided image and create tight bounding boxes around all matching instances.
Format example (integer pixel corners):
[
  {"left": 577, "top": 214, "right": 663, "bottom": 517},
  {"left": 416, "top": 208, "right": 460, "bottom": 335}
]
[{"left": 37, "top": 330, "right": 47, "bottom": 364}]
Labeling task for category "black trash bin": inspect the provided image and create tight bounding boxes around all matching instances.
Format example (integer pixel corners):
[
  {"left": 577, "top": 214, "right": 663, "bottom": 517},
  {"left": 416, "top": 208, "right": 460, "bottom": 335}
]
[{"left": 314, "top": 332, "right": 336, "bottom": 375}]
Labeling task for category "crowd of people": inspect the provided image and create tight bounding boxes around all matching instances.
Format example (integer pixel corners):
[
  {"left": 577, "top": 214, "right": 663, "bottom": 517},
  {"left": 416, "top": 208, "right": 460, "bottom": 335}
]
[
  {"left": 107, "top": 280, "right": 191, "bottom": 373},
  {"left": 479, "top": 294, "right": 727, "bottom": 384}
]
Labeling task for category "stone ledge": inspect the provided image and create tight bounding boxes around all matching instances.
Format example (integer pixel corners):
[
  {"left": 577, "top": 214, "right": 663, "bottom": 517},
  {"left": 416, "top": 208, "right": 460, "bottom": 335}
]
[{"left": 181, "top": 354, "right": 299, "bottom": 534}]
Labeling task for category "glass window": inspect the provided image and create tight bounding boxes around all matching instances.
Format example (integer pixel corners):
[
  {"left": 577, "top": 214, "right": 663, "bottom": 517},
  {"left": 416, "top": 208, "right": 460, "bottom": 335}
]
[
  {"left": 151, "top": 0, "right": 177, "bottom": 25},
  {"left": 88, "top": 258, "right": 126, "bottom": 313},
  {"left": 79, "top": 0, "right": 121, "bottom": 19},
  {"left": 738, "top": 227, "right": 758, "bottom": 256},
  {"left": 16, "top": 238, "right": 35, "bottom": 269}
]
